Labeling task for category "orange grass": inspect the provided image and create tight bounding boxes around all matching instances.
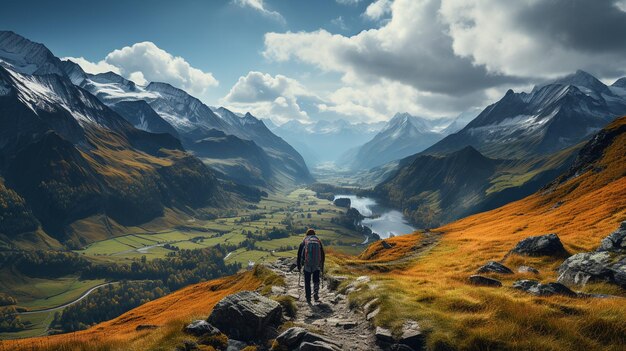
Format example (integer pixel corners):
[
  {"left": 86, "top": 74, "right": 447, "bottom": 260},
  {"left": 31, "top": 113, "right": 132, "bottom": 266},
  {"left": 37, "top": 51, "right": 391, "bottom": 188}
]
[
  {"left": 1, "top": 270, "right": 262, "bottom": 351},
  {"left": 343, "top": 117, "right": 626, "bottom": 350}
]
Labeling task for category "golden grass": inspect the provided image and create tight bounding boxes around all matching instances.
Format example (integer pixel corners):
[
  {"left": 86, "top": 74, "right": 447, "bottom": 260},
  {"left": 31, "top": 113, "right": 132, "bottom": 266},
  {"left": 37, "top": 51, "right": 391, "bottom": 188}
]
[
  {"left": 342, "top": 117, "right": 626, "bottom": 350},
  {"left": 1, "top": 270, "right": 262, "bottom": 351}
]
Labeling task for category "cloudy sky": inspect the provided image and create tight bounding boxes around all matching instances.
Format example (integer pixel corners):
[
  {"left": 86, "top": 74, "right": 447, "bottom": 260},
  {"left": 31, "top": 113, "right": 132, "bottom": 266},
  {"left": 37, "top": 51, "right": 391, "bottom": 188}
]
[{"left": 4, "top": 0, "right": 626, "bottom": 124}]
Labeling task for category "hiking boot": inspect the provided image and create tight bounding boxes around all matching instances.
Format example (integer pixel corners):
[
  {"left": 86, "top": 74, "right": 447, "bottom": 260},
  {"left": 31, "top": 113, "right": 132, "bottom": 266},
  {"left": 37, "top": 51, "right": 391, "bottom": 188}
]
[
  {"left": 314, "top": 294, "right": 320, "bottom": 302},
  {"left": 306, "top": 299, "right": 312, "bottom": 305}
]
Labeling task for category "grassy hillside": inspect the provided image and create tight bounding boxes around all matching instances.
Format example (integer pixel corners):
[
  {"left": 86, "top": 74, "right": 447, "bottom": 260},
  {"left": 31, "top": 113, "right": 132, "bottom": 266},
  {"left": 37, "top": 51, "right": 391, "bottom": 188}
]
[
  {"left": 0, "top": 267, "right": 272, "bottom": 351},
  {"left": 339, "top": 117, "right": 626, "bottom": 350}
]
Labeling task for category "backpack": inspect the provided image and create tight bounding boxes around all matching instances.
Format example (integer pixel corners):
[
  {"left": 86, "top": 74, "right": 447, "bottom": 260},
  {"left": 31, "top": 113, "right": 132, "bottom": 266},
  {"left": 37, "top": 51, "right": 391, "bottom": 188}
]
[{"left": 302, "top": 235, "right": 322, "bottom": 272}]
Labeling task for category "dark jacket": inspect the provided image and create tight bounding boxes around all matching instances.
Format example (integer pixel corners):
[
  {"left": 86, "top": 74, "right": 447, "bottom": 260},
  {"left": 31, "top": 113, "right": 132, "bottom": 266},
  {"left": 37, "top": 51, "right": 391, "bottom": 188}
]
[{"left": 297, "top": 235, "right": 325, "bottom": 271}]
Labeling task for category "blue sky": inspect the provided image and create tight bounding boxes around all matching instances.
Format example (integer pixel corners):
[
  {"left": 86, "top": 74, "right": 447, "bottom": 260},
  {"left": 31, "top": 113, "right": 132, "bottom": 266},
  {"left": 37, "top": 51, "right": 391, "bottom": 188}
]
[{"left": 3, "top": 0, "right": 626, "bottom": 124}]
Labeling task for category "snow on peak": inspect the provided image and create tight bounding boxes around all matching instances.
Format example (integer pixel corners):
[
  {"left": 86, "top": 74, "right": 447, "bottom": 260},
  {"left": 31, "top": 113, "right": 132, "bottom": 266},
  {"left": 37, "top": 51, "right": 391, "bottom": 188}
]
[{"left": 0, "top": 31, "right": 64, "bottom": 76}]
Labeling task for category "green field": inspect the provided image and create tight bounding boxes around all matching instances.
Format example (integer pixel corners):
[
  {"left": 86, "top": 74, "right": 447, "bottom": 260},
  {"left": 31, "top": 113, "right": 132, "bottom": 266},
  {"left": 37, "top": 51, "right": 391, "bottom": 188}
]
[
  {"left": 74, "top": 188, "right": 366, "bottom": 263},
  {"left": 0, "top": 188, "right": 367, "bottom": 340}
]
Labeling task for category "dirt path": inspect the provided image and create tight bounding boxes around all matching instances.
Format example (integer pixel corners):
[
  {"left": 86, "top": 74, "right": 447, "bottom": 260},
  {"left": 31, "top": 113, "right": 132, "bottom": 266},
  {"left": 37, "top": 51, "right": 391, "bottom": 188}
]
[{"left": 269, "top": 258, "right": 382, "bottom": 350}]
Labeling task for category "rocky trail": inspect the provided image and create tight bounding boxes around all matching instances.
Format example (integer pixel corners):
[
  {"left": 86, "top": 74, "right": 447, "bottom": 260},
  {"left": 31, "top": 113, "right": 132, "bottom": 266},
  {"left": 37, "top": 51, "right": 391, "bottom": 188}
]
[{"left": 268, "top": 258, "right": 383, "bottom": 351}]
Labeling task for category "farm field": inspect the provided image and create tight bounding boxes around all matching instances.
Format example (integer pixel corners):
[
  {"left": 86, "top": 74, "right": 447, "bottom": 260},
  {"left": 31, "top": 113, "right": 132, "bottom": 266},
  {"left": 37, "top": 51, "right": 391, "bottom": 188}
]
[
  {"left": 74, "top": 189, "right": 366, "bottom": 265},
  {"left": 0, "top": 188, "right": 367, "bottom": 340}
]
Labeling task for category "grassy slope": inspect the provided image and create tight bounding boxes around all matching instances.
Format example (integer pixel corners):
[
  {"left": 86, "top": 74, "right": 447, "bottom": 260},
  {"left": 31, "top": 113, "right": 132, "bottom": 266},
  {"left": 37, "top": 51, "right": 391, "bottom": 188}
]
[
  {"left": 1, "top": 268, "right": 266, "bottom": 351},
  {"left": 342, "top": 117, "right": 626, "bottom": 350}
]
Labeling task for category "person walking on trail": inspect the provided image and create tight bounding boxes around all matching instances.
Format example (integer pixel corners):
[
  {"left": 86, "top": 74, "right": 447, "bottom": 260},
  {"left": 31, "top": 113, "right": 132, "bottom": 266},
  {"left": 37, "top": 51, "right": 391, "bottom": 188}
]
[{"left": 297, "top": 228, "right": 325, "bottom": 304}]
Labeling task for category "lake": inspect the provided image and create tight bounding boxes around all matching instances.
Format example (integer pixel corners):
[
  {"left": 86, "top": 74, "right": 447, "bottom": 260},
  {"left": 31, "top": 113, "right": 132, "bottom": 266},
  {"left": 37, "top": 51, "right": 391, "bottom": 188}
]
[{"left": 334, "top": 195, "right": 416, "bottom": 239}]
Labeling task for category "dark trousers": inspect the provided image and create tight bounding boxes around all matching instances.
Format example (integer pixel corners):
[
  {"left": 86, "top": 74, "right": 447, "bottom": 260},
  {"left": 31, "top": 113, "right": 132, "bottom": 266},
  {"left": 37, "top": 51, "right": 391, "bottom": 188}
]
[{"left": 304, "top": 269, "right": 320, "bottom": 301}]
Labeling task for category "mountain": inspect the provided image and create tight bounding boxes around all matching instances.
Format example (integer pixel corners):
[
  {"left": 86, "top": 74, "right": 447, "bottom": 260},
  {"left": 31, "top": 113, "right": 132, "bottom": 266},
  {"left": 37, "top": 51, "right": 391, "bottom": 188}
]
[
  {"left": 375, "top": 140, "right": 580, "bottom": 228},
  {"left": 0, "top": 62, "right": 222, "bottom": 248},
  {"left": 212, "top": 108, "right": 312, "bottom": 185},
  {"left": 340, "top": 113, "right": 445, "bottom": 170},
  {"left": 425, "top": 70, "right": 626, "bottom": 159},
  {"left": 0, "top": 31, "right": 65, "bottom": 76},
  {"left": 59, "top": 59, "right": 312, "bottom": 187},
  {"left": 267, "top": 119, "right": 385, "bottom": 167},
  {"left": 441, "top": 107, "right": 482, "bottom": 135}
]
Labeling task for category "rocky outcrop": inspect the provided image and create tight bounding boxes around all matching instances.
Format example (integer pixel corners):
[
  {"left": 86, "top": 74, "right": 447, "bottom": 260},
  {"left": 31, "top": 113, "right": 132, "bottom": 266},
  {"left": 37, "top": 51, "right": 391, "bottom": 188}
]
[
  {"left": 469, "top": 275, "right": 502, "bottom": 287},
  {"left": 207, "top": 291, "right": 282, "bottom": 342},
  {"left": 557, "top": 221, "right": 626, "bottom": 289},
  {"left": 511, "top": 233, "right": 567, "bottom": 256},
  {"left": 477, "top": 261, "right": 513, "bottom": 274},
  {"left": 512, "top": 280, "right": 576, "bottom": 297},
  {"left": 598, "top": 221, "right": 626, "bottom": 252}
]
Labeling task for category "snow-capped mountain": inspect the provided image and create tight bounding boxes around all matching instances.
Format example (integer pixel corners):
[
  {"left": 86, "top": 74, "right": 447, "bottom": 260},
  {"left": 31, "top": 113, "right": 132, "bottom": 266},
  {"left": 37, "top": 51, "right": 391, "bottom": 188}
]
[
  {"left": 58, "top": 57, "right": 311, "bottom": 186},
  {"left": 0, "top": 31, "right": 65, "bottom": 76},
  {"left": 339, "top": 113, "right": 446, "bottom": 170},
  {"left": 267, "top": 119, "right": 386, "bottom": 167},
  {"left": 0, "top": 51, "right": 221, "bottom": 243},
  {"left": 425, "top": 70, "right": 626, "bottom": 158}
]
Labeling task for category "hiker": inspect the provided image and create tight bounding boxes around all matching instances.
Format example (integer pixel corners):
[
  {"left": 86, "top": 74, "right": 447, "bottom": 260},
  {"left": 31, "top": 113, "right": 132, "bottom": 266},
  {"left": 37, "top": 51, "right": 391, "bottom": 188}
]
[{"left": 297, "top": 228, "right": 325, "bottom": 304}]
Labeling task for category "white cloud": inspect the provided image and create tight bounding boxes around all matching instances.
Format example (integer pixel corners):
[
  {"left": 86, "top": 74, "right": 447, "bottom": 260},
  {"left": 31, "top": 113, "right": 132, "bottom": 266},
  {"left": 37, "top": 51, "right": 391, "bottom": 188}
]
[
  {"left": 71, "top": 42, "right": 219, "bottom": 99},
  {"left": 439, "top": 0, "right": 626, "bottom": 78},
  {"left": 364, "top": 0, "right": 392, "bottom": 20},
  {"left": 62, "top": 56, "right": 120, "bottom": 75},
  {"left": 221, "top": 71, "right": 314, "bottom": 123},
  {"left": 233, "top": 0, "right": 285, "bottom": 24},
  {"left": 105, "top": 42, "right": 219, "bottom": 97},
  {"left": 262, "top": 0, "right": 626, "bottom": 121}
]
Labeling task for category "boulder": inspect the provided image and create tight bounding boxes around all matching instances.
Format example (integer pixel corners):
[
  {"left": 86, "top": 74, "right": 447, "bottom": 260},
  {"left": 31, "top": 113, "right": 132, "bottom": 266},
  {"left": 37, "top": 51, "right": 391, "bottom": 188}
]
[
  {"left": 468, "top": 275, "right": 502, "bottom": 287},
  {"left": 274, "top": 327, "right": 342, "bottom": 350},
  {"left": 399, "top": 320, "right": 424, "bottom": 350},
  {"left": 275, "top": 327, "right": 307, "bottom": 348},
  {"left": 512, "top": 280, "right": 576, "bottom": 297},
  {"left": 375, "top": 327, "right": 394, "bottom": 344},
  {"left": 207, "top": 291, "right": 282, "bottom": 341},
  {"left": 333, "top": 197, "right": 351, "bottom": 208},
  {"left": 184, "top": 320, "right": 220, "bottom": 336},
  {"left": 556, "top": 222, "right": 626, "bottom": 289},
  {"left": 390, "top": 344, "right": 415, "bottom": 351},
  {"left": 381, "top": 240, "right": 392, "bottom": 249},
  {"left": 511, "top": 233, "right": 567, "bottom": 256},
  {"left": 598, "top": 221, "right": 626, "bottom": 252},
  {"left": 518, "top": 265, "right": 539, "bottom": 274},
  {"left": 299, "top": 341, "right": 341, "bottom": 351},
  {"left": 557, "top": 252, "right": 614, "bottom": 286},
  {"left": 477, "top": 261, "right": 513, "bottom": 274}
]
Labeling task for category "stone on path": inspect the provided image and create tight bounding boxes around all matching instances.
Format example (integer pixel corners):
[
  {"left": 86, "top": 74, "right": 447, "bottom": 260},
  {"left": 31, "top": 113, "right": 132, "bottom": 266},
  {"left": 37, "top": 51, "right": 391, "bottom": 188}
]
[
  {"left": 207, "top": 290, "right": 282, "bottom": 341},
  {"left": 375, "top": 326, "right": 394, "bottom": 344}
]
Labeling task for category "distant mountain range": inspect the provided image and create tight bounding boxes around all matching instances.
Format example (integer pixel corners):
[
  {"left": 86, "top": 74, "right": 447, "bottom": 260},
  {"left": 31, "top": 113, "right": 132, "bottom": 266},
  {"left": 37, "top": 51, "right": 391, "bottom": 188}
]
[
  {"left": 60, "top": 59, "right": 312, "bottom": 187},
  {"left": 376, "top": 70, "right": 626, "bottom": 228},
  {"left": 425, "top": 70, "right": 626, "bottom": 158},
  {"left": 0, "top": 31, "right": 305, "bottom": 248},
  {"left": 266, "top": 119, "right": 385, "bottom": 167}
]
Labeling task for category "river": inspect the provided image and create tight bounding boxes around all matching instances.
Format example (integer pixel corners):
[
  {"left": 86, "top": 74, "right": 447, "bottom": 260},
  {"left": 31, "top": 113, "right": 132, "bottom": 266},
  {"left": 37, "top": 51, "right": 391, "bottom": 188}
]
[{"left": 334, "top": 195, "right": 416, "bottom": 239}]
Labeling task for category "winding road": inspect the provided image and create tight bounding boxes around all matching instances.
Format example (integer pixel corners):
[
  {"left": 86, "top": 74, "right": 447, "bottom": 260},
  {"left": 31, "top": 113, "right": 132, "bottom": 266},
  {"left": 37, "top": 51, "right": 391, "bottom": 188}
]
[{"left": 18, "top": 282, "right": 118, "bottom": 315}]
